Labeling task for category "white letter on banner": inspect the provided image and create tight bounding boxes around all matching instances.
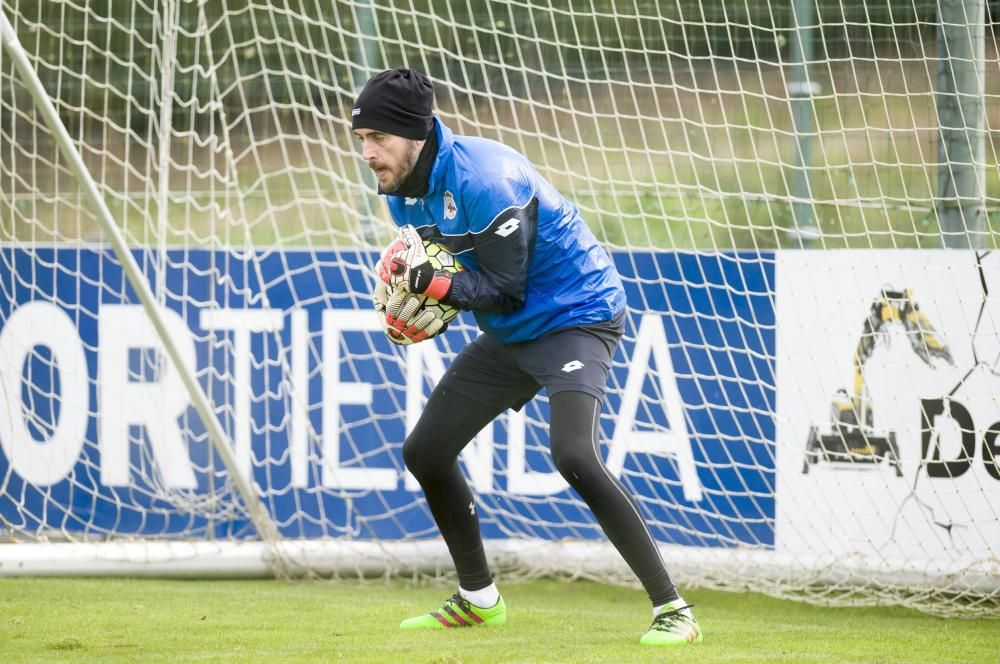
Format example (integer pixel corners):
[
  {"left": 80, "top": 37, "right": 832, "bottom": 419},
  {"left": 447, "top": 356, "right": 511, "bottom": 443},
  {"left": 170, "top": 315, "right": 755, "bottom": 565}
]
[
  {"left": 200, "top": 308, "right": 283, "bottom": 480},
  {"left": 289, "top": 310, "right": 309, "bottom": 488},
  {"left": 99, "top": 305, "right": 197, "bottom": 488},
  {"left": 322, "top": 309, "right": 396, "bottom": 490},
  {"left": 607, "top": 314, "right": 702, "bottom": 502},
  {"left": 0, "top": 302, "right": 88, "bottom": 486},
  {"left": 506, "top": 407, "right": 568, "bottom": 495},
  {"left": 404, "top": 343, "right": 494, "bottom": 493}
]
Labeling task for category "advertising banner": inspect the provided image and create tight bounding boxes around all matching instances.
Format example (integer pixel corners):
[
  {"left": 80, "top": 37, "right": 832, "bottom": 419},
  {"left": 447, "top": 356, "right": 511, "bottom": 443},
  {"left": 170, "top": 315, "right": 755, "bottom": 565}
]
[
  {"left": 774, "top": 251, "right": 1000, "bottom": 564},
  {"left": 0, "top": 248, "right": 777, "bottom": 545}
]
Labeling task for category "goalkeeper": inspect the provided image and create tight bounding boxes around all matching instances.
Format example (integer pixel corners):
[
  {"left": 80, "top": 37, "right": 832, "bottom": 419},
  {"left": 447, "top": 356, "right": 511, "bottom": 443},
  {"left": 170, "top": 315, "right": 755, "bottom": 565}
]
[{"left": 351, "top": 67, "right": 702, "bottom": 647}]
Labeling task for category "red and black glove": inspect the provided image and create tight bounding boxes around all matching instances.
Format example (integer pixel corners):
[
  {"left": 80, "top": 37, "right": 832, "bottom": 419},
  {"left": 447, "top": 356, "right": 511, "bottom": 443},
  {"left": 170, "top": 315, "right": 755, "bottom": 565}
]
[
  {"left": 373, "top": 277, "right": 449, "bottom": 346},
  {"left": 407, "top": 261, "right": 453, "bottom": 302},
  {"left": 377, "top": 225, "right": 453, "bottom": 301}
]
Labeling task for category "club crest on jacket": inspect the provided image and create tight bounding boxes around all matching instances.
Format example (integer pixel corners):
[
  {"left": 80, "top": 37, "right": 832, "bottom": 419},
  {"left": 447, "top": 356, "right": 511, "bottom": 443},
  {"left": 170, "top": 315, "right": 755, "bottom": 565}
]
[{"left": 444, "top": 191, "right": 457, "bottom": 220}]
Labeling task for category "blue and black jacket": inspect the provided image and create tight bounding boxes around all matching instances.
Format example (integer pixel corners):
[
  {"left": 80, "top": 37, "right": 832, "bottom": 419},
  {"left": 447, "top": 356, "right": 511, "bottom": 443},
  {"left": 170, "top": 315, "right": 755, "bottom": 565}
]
[{"left": 384, "top": 118, "right": 626, "bottom": 344}]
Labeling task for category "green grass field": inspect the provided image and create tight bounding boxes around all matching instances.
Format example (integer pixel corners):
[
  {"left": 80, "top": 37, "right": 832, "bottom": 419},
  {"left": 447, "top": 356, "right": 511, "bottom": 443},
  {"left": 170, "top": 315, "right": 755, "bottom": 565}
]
[{"left": 0, "top": 577, "right": 995, "bottom": 663}]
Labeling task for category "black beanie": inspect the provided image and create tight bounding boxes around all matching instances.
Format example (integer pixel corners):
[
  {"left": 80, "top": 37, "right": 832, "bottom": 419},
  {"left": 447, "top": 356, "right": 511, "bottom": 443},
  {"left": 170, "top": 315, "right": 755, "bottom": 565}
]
[{"left": 351, "top": 68, "right": 434, "bottom": 140}]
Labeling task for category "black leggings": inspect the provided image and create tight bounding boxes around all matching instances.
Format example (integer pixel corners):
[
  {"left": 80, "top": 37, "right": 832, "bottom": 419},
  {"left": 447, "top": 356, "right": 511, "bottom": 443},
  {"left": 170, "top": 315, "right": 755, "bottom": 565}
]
[{"left": 402, "top": 387, "right": 678, "bottom": 606}]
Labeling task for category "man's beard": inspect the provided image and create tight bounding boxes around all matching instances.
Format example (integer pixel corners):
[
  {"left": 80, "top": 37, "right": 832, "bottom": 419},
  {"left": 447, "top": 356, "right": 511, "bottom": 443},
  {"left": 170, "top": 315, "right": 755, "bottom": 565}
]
[{"left": 380, "top": 141, "right": 421, "bottom": 194}]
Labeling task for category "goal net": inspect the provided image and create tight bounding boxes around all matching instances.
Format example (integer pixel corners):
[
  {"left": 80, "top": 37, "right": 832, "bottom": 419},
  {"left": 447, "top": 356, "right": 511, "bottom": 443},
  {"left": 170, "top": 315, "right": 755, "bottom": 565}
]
[{"left": 1, "top": 0, "right": 998, "bottom": 617}]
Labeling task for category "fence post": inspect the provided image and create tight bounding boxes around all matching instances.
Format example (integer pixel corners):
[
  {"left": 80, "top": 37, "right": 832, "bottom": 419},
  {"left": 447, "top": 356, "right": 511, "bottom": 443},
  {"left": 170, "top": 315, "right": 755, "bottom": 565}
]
[
  {"left": 937, "top": 0, "right": 986, "bottom": 248},
  {"left": 352, "top": 0, "right": 382, "bottom": 245},
  {"left": 788, "top": 0, "right": 820, "bottom": 247}
]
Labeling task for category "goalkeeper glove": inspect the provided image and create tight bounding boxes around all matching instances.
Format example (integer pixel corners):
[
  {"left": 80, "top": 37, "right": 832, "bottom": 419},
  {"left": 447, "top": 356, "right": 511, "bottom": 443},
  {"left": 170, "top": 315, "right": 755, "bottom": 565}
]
[
  {"left": 377, "top": 225, "right": 454, "bottom": 301},
  {"left": 373, "top": 280, "right": 448, "bottom": 345}
]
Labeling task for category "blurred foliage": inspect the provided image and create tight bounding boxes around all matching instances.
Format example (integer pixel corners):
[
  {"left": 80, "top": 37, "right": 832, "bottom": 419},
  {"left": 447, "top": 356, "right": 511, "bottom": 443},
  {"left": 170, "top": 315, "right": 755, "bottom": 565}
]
[
  {"left": 1, "top": 0, "right": 945, "bottom": 134},
  {"left": 3, "top": 1, "right": 996, "bottom": 249}
]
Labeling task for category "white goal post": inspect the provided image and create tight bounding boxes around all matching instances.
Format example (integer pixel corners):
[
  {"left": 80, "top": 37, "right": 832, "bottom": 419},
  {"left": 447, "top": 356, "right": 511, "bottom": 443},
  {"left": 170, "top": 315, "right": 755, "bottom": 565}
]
[{"left": 1, "top": 0, "right": 998, "bottom": 618}]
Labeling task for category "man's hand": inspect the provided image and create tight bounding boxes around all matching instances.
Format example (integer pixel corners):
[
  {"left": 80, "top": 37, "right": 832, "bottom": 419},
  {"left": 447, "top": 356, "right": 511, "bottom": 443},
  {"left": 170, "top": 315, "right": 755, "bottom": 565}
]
[
  {"left": 373, "top": 279, "right": 448, "bottom": 345},
  {"left": 377, "top": 225, "right": 428, "bottom": 290},
  {"left": 387, "top": 294, "right": 448, "bottom": 344},
  {"left": 377, "top": 225, "right": 454, "bottom": 301}
]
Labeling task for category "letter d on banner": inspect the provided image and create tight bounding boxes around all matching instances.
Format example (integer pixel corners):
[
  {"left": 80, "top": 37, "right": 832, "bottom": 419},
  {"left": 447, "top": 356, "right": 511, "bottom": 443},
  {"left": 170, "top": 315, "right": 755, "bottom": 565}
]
[{"left": 921, "top": 398, "right": 976, "bottom": 479}]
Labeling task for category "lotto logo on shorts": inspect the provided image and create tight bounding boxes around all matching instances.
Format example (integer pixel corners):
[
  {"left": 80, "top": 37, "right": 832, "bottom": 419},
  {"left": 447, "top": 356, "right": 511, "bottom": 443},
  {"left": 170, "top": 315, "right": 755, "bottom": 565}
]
[{"left": 561, "top": 360, "right": 584, "bottom": 373}]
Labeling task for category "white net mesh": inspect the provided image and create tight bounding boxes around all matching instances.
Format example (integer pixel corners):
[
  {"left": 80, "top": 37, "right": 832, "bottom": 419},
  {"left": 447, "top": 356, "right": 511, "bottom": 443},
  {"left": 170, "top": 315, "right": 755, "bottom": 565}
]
[{"left": 1, "top": 0, "right": 998, "bottom": 617}]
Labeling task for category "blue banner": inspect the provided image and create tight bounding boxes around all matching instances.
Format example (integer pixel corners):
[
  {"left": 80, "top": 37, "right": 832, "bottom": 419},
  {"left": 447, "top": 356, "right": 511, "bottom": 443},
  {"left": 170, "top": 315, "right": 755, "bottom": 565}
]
[{"left": 0, "top": 248, "right": 775, "bottom": 547}]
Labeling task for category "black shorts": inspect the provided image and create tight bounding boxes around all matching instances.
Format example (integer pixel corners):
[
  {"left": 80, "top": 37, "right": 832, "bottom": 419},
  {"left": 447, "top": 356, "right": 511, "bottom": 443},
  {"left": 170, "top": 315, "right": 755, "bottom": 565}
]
[{"left": 439, "top": 312, "right": 625, "bottom": 411}]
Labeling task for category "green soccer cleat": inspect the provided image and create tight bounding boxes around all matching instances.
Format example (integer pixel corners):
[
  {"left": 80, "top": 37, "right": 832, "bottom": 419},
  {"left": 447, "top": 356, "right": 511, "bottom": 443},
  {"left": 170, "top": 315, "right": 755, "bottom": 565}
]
[
  {"left": 400, "top": 593, "right": 507, "bottom": 629},
  {"left": 639, "top": 601, "right": 703, "bottom": 646}
]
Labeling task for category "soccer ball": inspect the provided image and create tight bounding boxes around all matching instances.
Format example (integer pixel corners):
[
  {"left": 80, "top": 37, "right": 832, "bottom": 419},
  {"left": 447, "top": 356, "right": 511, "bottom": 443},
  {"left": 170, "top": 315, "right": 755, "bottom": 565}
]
[
  {"left": 417, "top": 240, "right": 463, "bottom": 325},
  {"left": 374, "top": 240, "right": 464, "bottom": 345}
]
